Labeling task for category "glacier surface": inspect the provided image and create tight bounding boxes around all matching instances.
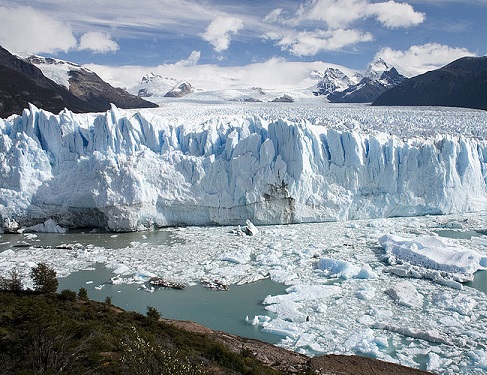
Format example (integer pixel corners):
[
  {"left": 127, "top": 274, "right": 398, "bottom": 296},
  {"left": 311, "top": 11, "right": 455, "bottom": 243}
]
[{"left": 1, "top": 103, "right": 486, "bottom": 231}]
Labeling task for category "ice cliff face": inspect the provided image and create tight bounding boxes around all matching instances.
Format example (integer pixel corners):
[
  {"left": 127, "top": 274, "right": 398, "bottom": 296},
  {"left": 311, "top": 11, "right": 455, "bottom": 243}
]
[{"left": 1, "top": 104, "right": 486, "bottom": 231}]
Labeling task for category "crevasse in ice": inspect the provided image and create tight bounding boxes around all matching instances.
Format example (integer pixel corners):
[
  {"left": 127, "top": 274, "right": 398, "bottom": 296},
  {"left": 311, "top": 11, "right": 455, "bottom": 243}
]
[{"left": 0, "top": 103, "right": 486, "bottom": 231}]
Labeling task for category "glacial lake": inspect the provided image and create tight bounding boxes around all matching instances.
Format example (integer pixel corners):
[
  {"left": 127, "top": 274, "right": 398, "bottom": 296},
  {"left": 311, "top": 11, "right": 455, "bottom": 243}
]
[
  {"left": 58, "top": 263, "right": 287, "bottom": 344},
  {"left": 2, "top": 213, "right": 487, "bottom": 374}
]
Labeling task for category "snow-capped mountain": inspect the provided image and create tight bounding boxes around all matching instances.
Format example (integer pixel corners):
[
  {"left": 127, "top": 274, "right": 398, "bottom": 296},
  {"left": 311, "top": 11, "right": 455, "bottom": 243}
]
[
  {"left": 0, "top": 46, "right": 157, "bottom": 117},
  {"left": 364, "top": 57, "right": 390, "bottom": 80},
  {"left": 313, "top": 68, "right": 358, "bottom": 96},
  {"left": 27, "top": 53, "right": 158, "bottom": 111},
  {"left": 312, "top": 59, "right": 405, "bottom": 103},
  {"left": 164, "top": 81, "right": 194, "bottom": 98},
  {"left": 26, "top": 55, "right": 86, "bottom": 89},
  {"left": 130, "top": 73, "right": 195, "bottom": 99},
  {"left": 328, "top": 67, "right": 406, "bottom": 103},
  {"left": 133, "top": 73, "right": 179, "bottom": 98}
]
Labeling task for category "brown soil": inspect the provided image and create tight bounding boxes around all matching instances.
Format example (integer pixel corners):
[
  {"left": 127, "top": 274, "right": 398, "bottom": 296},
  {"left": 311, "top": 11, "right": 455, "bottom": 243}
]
[{"left": 162, "top": 318, "right": 431, "bottom": 375}]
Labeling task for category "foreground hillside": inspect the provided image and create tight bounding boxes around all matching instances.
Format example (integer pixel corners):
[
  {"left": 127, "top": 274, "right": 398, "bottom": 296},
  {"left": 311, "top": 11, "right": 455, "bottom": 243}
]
[
  {"left": 0, "top": 291, "right": 429, "bottom": 374},
  {"left": 373, "top": 56, "right": 487, "bottom": 110}
]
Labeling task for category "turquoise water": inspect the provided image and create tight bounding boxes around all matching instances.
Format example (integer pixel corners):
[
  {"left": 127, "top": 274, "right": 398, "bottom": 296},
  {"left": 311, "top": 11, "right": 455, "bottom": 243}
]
[
  {"left": 0, "top": 228, "right": 181, "bottom": 250},
  {"left": 466, "top": 269, "right": 487, "bottom": 292},
  {"left": 58, "top": 264, "right": 287, "bottom": 344},
  {"left": 434, "top": 229, "right": 484, "bottom": 240}
]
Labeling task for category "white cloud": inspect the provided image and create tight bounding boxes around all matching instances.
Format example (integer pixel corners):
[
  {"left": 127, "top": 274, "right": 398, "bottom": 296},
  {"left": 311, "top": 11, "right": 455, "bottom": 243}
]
[
  {"left": 86, "top": 58, "right": 357, "bottom": 92},
  {"left": 299, "top": 0, "right": 368, "bottom": 29},
  {"left": 175, "top": 50, "right": 201, "bottom": 66},
  {"left": 78, "top": 31, "right": 119, "bottom": 53},
  {"left": 264, "top": 8, "right": 284, "bottom": 23},
  {"left": 264, "top": 0, "right": 424, "bottom": 55},
  {"left": 375, "top": 43, "right": 477, "bottom": 76},
  {"left": 367, "top": 1, "right": 425, "bottom": 28},
  {"left": 0, "top": 6, "right": 77, "bottom": 54},
  {"left": 201, "top": 16, "right": 244, "bottom": 52},
  {"left": 296, "top": 0, "right": 425, "bottom": 29},
  {"left": 268, "top": 28, "right": 373, "bottom": 56}
]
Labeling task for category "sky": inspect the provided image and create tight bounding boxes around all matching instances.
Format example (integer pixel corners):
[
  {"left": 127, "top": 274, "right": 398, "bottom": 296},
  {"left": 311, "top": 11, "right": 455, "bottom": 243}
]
[{"left": 0, "top": 0, "right": 486, "bottom": 89}]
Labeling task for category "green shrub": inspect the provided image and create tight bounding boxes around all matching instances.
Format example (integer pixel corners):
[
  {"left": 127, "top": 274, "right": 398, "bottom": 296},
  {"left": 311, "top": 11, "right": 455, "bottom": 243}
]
[
  {"left": 30, "top": 263, "right": 58, "bottom": 293},
  {"left": 78, "top": 287, "right": 88, "bottom": 301},
  {"left": 0, "top": 268, "right": 23, "bottom": 292},
  {"left": 146, "top": 306, "right": 161, "bottom": 321},
  {"left": 59, "top": 289, "right": 77, "bottom": 301}
]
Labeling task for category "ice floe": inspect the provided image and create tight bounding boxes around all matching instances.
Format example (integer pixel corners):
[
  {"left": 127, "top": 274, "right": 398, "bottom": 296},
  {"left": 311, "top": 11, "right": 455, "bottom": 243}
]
[
  {"left": 1, "top": 209, "right": 487, "bottom": 373},
  {"left": 379, "top": 234, "right": 487, "bottom": 282}
]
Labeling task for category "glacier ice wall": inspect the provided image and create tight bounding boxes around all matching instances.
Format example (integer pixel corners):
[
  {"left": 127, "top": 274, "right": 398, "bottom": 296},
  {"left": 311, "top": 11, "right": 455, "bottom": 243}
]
[{"left": 1, "top": 104, "right": 486, "bottom": 231}]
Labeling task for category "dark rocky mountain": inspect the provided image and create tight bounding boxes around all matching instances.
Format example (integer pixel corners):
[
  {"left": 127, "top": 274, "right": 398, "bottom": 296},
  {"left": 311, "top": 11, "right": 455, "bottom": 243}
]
[
  {"left": 328, "top": 67, "right": 406, "bottom": 103},
  {"left": 0, "top": 46, "right": 157, "bottom": 118},
  {"left": 312, "top": 59, "right": 406, "bottom": 103},
  {"left": 164, "top": 81, "right": 194, "bottom": 98},
  {"left": 372, "top": 56, "right": 487, "bottom": 110}
]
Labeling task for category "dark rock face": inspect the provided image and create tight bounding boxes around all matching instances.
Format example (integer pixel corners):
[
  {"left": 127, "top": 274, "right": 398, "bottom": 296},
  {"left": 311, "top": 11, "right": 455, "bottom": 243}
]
[
  {"left": 329, "top": 68, "right": 406, "bottom": 103},
  {"left": 0, "top": 46, "right": 157, "bottom": 118},
  {"left": 0, "top": 46, "right": 87, "bottom": 117},
  {"left": 372, "top": 56, "right": 487, "bottom": 110},
  {"left": 271, "top": 94, "right": 294, "bottom": 102},
  {"left": 164, "top": 82, "right": 194, "bottom": 97},
  {"left": 67, "top": 68, "right": 158, "bottom": 110}
]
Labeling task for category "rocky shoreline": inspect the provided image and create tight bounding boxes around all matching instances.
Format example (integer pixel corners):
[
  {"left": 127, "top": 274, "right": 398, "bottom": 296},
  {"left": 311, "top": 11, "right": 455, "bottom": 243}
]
[{"left": 163, "top": 318, "right": 431, "bottom": 374}]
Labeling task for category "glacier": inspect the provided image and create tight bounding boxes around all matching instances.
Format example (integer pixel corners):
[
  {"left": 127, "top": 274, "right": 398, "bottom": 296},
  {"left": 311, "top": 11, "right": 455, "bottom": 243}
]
[{"left": 1, "top": 103, "right": 487, "bottom": 231}]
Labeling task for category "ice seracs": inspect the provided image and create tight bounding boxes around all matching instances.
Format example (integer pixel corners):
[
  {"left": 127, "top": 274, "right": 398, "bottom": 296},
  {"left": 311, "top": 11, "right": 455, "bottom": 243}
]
[
  {"left": 1, "top": 104, "right": 487, "bottom": 231},
  {"left": 317, "top": 257, "right": 377, "bottom": 279}
]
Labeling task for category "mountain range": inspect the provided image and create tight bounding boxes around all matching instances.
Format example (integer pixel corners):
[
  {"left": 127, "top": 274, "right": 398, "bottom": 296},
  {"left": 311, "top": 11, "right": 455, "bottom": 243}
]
[
  {"left": 313, "top": 58, "right": 407, "bottom": 103},
  {"left": 1, "top": 44, "right": 486, "bottom": 113},
  {"left": 373, "top": 56, "right": 487, "bottom": 110},
  {"left": 0, "top": 46, "right": 157, "bottom": 118}
]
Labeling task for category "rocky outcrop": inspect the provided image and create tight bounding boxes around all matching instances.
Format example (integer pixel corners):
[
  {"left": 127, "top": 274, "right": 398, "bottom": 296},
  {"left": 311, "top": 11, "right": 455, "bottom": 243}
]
[
  {"left": 164, "top": 81, "right": 194, "bottom": 98},
  {"left": 0, "top": 46, "right": 157, "bottom": 118},
  {"left": 373, "top": 56, "right": 487, "bottom": 110}
]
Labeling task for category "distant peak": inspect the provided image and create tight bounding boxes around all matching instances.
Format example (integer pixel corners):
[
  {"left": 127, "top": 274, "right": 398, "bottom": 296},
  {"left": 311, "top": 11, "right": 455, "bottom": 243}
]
[{"left": 365, "top": 58, "right": 391, "bottom": 79}]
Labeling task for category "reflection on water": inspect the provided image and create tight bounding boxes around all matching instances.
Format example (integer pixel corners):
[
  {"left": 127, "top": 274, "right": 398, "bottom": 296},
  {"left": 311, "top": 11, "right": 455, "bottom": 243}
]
[{"left": 58, "top": 264, "right": 287, "bottom": 344}]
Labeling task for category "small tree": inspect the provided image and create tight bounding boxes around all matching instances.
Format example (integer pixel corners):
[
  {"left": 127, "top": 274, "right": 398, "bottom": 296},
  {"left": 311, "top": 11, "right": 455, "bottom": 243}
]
[
  {"left": 0, "top": 268, "right": 23, "bottom": 292},
  {"left": 78, "top": 287, "right": 88, "bottom": 301},
  {"left": 104, "top": 296, "right": 112, "bottom": 305},
  {"left": 146, "top": 306, "right": 160, "bottom": 321},
  {"left": 30, "top": 263, "right": 58, "bottom": 293}
]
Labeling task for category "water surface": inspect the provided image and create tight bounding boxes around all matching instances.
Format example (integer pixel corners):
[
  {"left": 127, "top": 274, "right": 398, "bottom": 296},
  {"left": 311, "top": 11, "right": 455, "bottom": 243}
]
[{"left": 58, "top": 264, "right": 287, "bottom": 344}]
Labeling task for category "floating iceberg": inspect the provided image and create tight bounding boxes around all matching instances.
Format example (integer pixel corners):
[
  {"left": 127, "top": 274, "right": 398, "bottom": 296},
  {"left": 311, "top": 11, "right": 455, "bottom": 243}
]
[
  {"left": 317, "top": 257, "right": 377, "bottom": 279},
  {"left": 385, "top": 280, "right": 424, "bottom": 309},
  {"left": 379, "top": 234, "right": 487, "bottom": 281},
  {"left": 25, "top": 219, "right": 66, "bottom": 233}
]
